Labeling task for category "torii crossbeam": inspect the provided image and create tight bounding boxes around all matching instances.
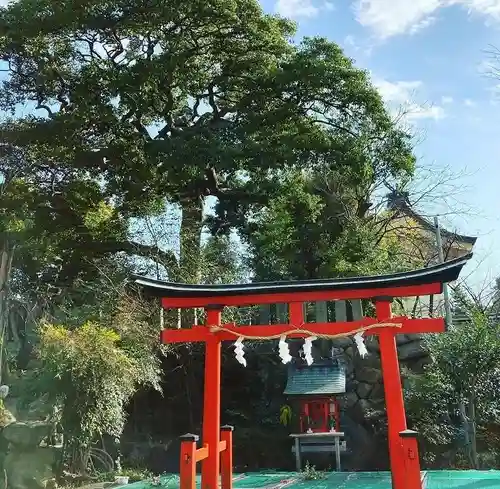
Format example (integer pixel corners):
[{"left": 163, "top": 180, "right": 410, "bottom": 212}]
[{"left": 136, "top": 254, "right": 471, "bottom": 489}]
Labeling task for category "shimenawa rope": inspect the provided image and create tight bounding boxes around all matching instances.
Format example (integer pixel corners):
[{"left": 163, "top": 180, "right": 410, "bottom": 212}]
[{"left": 208, "top": 322, "right": 402, "bottom": 341}]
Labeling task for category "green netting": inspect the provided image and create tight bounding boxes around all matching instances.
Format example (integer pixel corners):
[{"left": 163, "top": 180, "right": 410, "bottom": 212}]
[
  {"left": 117, "top": 470, "right": 500, "bottom": 489},
  {"left": 233, "top": 473, "right": 296, "bottom": 488},
  {"left": 425, "top": 470, "right": 500, "bottom": 488}
]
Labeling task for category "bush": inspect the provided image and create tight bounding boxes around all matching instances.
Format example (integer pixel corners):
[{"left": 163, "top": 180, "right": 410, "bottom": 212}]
[{"left": 28, "top": 321, "right": 161, "bottom": 475}]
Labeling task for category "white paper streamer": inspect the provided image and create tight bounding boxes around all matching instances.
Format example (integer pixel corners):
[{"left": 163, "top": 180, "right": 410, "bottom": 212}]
[
  {"left": 303, "top": 336, "right": 317, "bottom": 366},
  {"left": 233, "top": 337, "right": 247, "bottom": 366},
  {"left": 278, "top": 335, "right": 293, "bottom": 364},
  {"left": 354, "top": 332, "right": 368, "bottom": 358}
]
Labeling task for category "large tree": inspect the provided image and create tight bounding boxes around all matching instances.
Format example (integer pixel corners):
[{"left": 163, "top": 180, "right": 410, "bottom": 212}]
[{"left": 0, "top": 0, "right": 414, "bottom": 286}]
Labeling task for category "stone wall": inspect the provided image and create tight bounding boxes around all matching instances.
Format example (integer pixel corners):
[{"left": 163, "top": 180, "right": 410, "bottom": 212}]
[{"left": 0, "top": 391, "right": 59, "bottom": 489}]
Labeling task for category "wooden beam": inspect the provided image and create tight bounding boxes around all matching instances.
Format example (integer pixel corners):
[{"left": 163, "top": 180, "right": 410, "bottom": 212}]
[
  {"left": 315, "top": 302, "right": 328, "bottom": 322},
  {"left": 195, "top": 445, "right": 209, "bottom": 462},
  {"left": 351, "top": 300, "right": 363, "bottom": 320},
  {"left": 259, "top": 304, "right": 270, "bottom": 324},
  {"left": 161, "top": 283, "right": 443, "bottom": 308},
  {"left": 160, "top": 317, "right": 445, "bottom": 344}
]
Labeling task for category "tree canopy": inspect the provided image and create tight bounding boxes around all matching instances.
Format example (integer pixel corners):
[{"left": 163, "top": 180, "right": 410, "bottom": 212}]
[{"left": 0, "top": 0, "right": 415, "bottom": 285}]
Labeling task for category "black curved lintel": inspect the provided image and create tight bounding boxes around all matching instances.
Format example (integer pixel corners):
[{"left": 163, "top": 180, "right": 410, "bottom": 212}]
[{"left": 134, "top": 254, "right": 472, "bottom": 299}]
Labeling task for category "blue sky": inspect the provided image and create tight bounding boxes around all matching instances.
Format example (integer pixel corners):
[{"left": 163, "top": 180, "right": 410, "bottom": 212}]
[{"left": 259, "top": 0, "right": 500, "bottom": 293}]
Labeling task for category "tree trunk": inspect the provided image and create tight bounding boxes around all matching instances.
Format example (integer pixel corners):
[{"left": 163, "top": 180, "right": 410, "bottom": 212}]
[
  {"left": 458, "top": 401, "right": 472, "bottom": 467},
  {"left": 179, "top": 198, "right": 204, "bottom": 327},
  {"left": 0, "top": 238, "right": 15, "bottom": 385},
  {"left": 468, "top": 395, "right": 478, "bottom": 469}
]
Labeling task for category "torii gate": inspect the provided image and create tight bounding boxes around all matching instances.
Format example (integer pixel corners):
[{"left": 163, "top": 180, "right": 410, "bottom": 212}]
[{"left": 136, "top": 254, "right": 471, "bottom": 489}]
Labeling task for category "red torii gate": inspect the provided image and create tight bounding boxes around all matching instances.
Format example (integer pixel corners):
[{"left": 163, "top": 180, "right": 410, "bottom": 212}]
[{"left": 136, "top": 254, "right": 471, "bottom": 489}]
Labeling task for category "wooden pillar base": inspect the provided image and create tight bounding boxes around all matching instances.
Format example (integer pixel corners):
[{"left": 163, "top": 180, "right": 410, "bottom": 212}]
[
  {"left": 180, "top": 434, "right": 199, "bottom": 489},
  {"left": 221, "top": 426, "right": 234, "bottom": 489},
  {"left": 400, "top": 430, "right": 422, "bottom": 489}
]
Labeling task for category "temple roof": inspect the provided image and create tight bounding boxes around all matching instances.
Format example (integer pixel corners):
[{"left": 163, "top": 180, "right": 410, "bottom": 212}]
[
  {"left": 387, "top": 191, "right": 477, "bottom": 246},
  {"left": 284, "top": 363, "right": 346, "bottom": 396},
  {"left": 398, "top": 203, "right": 476, "bottom": 245}
]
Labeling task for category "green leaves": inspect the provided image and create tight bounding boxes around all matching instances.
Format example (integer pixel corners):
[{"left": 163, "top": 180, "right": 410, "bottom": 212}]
[
  {"left": 0, "top": 0, "right": 413, "bottom": 218},
  {"left": 425, "top": 316, "right": 500, "bottom": 400},
  {"left": 405, "top": 305, "right": 500, "bottom": 466},
  {"left": 245, "top": 168, "right": 408, "bottom": 281},
  {"left": 35, "top": 322, "right": 137, "bottom": 442},
  {"left": 27, "top": 317, "right": 163, "bottom": 472}
]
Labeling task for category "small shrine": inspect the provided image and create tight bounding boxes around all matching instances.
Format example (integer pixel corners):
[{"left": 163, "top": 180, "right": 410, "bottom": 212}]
[{"left": 284, "top": 360, "right": 346, "bottom": 471}]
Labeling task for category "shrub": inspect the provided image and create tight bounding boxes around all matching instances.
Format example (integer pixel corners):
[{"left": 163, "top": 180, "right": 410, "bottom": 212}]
[{"left": 29, "top": 321, "right": 160, "bottom": 475}]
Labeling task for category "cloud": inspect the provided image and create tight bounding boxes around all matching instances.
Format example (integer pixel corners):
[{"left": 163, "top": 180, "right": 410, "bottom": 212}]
[
  {"left": 353, "top": 0, "right": 442, "bottom": 39},
  {"left": 343, "top": 34, "right": 375, "bottom": 56},
  {"left": 353, "top": 0, "right": 500, "bottom": 39},
  {"left": 373, "top": 78, "right": 423, "bottom": 103},
  {"left": 441, "top": 95, "right": 454, "bottom": 104},
  {"left": 409, "top": 15, "right": 439, "bottom": 34},
  {"left": 464, "top": 98, "right": 477, "bottom": 106},
  {"left": 405, "top": 105, "right": 446, "bottom": 121},
  {"left": 373, "top": 77, "right": 446, "bottom": 122},
  {"left": 275, "top": 0, "right": 334, "bottom": 18}
]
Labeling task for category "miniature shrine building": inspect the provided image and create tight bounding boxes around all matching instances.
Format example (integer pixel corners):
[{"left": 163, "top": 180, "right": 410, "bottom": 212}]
[
  {"left": 285, "top": 361, "right": 347, "bottom": 471},
  {"left": 285, "top": 362, "right": 345, "bottom": 433}
]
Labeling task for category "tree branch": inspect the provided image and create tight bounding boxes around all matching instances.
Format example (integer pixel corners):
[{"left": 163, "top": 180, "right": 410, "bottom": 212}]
[{"left": 97, "top": 240, "right": 179, "bottom": 274}]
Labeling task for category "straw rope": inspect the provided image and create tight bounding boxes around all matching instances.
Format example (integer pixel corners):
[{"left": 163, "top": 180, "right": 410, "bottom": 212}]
[{"left": 209, "top": 322, "right": 403, "bottom": 340}]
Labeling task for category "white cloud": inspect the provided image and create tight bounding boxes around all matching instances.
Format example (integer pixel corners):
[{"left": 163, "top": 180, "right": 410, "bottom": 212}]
[
  {"left": 409, "top": 15, "right": 439, "bottom": 34},
  {"left": 353, "top": 0, "right": 441, "bottom": 39},
  {"left": 373, "top": 78, "right": 423, "bottom": 103},
  {"left": 344, "top": 34, "right": 357, "bottom": 47},
  {"left": 464, "top": 98, "right": 477, "bottom": 106},
  {"left": 275, "top": 0, "right": 334, "bottom": 18},
  {"left": 405, "top": 104, "right": 446, "bottom": 121},
  {"left": 373, "top": 77, "right": 446, "bottom": 122},
  {"left": 441, "top": 95, "right": 454, "bottom": 104},
  {"left": 343, "top": 34, "right": 375, "bottom": 56},
  {"left": 353, "top": 0, "right": 500, "bottom": 39}
]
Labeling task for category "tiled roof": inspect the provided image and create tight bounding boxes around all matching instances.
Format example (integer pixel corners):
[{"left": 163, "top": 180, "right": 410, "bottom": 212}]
[
  {"left": 399, "top": 204, "right": 477, "bottom": 245},
  {"left": 386, "top": 192, "right": 476, "bottom": 245},
  {"left": 284, "top": 363, "right": 346, "bottom": 396}
]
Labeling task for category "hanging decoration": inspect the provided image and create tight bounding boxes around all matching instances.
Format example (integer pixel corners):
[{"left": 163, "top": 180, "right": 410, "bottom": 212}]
[
  {"left": 303, "top": 336, "right": 317, "bottom": 366},
  {"left": 218, "top": 322, "right": 398, "bottom": 367},
  {"left": 233, "top": 337, "right": 247, "bottom": 366},
  {"left": 353, "top": 332, "right": 368, "bottom": 358},
  {"left": 278, "top": 335, "right": 293, "bottom": 364}
]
